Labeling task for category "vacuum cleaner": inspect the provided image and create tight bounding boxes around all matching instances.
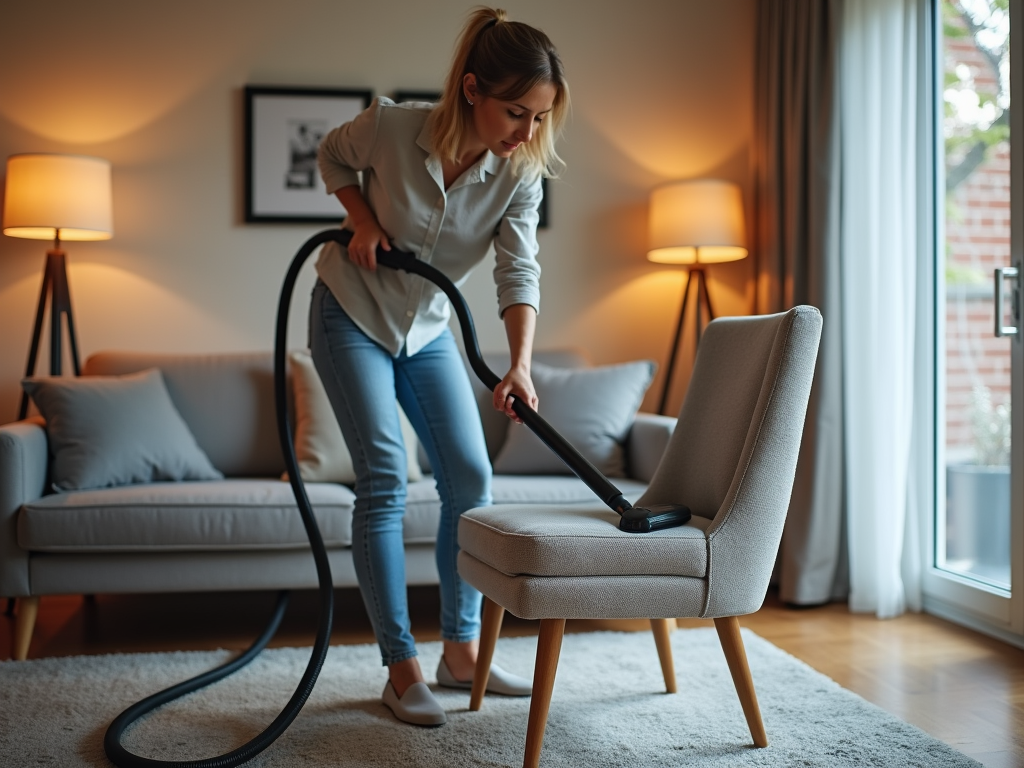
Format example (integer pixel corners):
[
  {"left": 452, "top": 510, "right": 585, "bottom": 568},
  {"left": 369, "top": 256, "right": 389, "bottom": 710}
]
[{"left": 103, "top": 228, "right": 690, "bottom": 768}]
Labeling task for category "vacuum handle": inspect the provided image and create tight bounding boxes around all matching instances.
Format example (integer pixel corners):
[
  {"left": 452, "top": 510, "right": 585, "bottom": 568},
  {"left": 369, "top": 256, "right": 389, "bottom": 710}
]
[{"left": 325, "top": 230, "right": 632, "bottom": 515}]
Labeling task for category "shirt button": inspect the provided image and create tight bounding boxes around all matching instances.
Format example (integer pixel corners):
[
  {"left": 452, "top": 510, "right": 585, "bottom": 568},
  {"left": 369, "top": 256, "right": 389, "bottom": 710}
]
[{"left": 406, "top": 310, "right": 414, "bottom": 318}]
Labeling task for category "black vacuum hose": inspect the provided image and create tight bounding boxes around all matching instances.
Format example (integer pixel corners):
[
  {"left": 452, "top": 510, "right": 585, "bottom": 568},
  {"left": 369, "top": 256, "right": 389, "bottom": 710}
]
[
  {"left": 103, "top": 229, "right": 343, "bottom": 768},
  {"left": 104, "top": 227, "right": 685, "bottom": 768}
]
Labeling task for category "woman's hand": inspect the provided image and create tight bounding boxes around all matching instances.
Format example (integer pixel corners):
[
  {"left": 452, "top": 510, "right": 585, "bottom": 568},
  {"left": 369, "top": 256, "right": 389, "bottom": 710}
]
[
  {"left": 497, "top": 304, "right": 538, "bottom": 424},
  {"left": 335, "top": 185, "right": 390, "bottom": 270},
  {"left": 494, "top": 364, "right": 538, "bottom": 424},
  {"left": 346, "top": 220, "right": 391, "bottom": 270}
]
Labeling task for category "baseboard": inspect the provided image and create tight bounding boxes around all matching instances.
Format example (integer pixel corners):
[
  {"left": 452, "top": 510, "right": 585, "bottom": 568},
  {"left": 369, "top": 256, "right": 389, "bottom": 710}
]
[{"left": 923, "top": 594, "right": 1024, "bottom": 650}]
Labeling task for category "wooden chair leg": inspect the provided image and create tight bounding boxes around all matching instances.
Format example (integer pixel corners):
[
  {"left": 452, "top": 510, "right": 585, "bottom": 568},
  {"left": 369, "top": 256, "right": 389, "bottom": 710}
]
[
  {"left": 714, "top": 615, "right": 768, "bottom": 747},
  {"left": 470, "top": 597, "right": 505, "bottom": 711},
  {"left": 13, "top": 596, "right": 40, "bottom": 661},
  {"left": 650, "top": 618, "right": 677, "bottom": 693},
  {"left": 523, "top": 618, "right": 565, "bottom": 768}
]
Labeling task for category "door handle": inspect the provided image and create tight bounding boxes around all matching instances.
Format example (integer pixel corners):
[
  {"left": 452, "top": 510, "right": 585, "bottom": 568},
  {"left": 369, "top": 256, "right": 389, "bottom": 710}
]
[{"left": 994, "top": 265, "right": 1020, "bottom": 338}]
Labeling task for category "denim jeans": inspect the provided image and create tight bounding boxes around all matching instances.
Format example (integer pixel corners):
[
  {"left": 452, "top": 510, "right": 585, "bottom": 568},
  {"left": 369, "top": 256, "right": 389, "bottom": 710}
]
[{"left": 309, "top": 280, "right": 491, "bottom": 665}]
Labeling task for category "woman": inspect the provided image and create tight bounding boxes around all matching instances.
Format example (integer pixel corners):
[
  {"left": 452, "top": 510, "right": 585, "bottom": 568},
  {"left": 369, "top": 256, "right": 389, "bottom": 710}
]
[{"left": 310, "top": 7, "right": 569, "bottom": 726}]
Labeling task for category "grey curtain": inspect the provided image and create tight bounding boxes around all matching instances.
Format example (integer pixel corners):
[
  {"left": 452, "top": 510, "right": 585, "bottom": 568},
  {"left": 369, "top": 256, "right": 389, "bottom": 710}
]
[{"left": 754, "top": 0, "right": 847, "bottom": 604}]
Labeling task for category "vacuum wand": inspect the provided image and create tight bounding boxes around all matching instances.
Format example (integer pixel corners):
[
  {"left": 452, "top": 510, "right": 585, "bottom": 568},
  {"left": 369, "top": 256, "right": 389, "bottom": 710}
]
[{"left": 337, "top": 230, "right": 689, "bottom": 534}]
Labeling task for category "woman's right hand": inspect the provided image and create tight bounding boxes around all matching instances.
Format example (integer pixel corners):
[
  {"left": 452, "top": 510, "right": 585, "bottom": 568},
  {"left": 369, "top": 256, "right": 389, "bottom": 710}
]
[
  {"left": 346, "top": 220, "right": 392, "bottom": 271},
  {"left": 335, "top": 185, "right": 391, "bottom": 271}
]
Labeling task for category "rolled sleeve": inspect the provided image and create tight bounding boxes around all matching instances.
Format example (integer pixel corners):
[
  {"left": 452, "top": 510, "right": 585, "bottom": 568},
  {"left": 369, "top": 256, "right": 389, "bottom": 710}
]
[
  {"left": 317, "top": 97, "right": 385, "bottom": 195},
  {"left": 493, "top": 173, "right": 543, "bottom": 317}
]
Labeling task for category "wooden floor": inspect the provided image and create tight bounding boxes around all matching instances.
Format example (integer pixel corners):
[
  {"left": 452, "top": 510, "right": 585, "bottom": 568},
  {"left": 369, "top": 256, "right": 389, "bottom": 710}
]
[{"left": 3, "top": 587, "right": 1022, "bottom": 767}]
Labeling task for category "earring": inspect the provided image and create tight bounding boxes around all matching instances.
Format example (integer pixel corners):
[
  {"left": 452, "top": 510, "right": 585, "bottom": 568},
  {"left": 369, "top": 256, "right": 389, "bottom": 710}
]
[{"left": 467, "top": 97, "right": 474, "bottom": 106}]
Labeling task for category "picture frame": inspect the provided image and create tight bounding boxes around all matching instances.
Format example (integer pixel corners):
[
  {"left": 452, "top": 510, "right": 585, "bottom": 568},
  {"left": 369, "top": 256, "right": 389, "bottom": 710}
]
[
  {"left": 392, "top": 90, "right": 441, "bottom": 105},
  {"left": 392, "top": 89, "right": 549, "bottom": 228},
  {"left": 244, "top": 85, "right": 373, "bottom": 223}
]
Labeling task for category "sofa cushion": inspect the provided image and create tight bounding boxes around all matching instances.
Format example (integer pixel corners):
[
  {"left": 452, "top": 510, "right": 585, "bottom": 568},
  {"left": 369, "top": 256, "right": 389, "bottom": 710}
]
[
  {"left": 492, "top": 360, "right": 656, "bottom": 477},
  {"left": 401, "top": 475, "right": 650, "bottom": 544},
  {"left": 18, "top": 480, "right": 355, "bottom": 552},
  {"left": 83, "top": 352, "right": 283, "bottom": 478},
  {"left": 22, "top": 369, "right": 223, "bottom": 491}
]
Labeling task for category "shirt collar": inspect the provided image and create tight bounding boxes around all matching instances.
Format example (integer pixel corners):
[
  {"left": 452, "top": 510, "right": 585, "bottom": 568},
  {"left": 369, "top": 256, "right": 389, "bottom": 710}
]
[{"left": 417, "top": 120, "right": 504, "bottom": 189}]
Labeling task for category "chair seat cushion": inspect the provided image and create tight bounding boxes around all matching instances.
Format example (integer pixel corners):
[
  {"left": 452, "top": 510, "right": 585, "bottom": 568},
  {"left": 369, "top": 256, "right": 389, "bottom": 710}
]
[
  {"left": 458, "top": 504, "right": 712, "bottom": 579},
  {"left": 18, "top": 480, "right": 356, "bottom": 552},
  {"left": 457, "top": 552, "right": 709, "bottom": 620},
  {"left": 401, "top": 476, "right": 650, "bottom": 544}
]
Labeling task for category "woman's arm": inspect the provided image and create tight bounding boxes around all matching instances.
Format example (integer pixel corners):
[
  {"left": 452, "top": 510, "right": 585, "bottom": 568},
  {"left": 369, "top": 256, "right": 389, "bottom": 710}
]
[
  {"left": 335, "top": 185, "right": 390, "bottom": 270},
  {"left": 494, "top": 303, "right": 538, "bottom": 423}
]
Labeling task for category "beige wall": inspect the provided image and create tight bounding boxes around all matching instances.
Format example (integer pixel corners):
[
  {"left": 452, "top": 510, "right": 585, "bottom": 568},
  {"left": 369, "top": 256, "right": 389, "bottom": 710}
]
[{"left": 0, "top": 0, "right": 755, "bottom": 424}]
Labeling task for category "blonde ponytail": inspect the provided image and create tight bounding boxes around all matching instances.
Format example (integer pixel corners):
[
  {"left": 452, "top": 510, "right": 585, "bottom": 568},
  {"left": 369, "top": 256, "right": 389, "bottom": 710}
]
[{"left": 429, "top": 6, "right": 569, "bottom": 179}]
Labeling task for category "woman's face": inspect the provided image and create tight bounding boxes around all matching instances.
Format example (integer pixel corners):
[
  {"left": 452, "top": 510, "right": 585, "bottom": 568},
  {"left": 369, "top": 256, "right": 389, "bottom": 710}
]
[{"left": 464, "top": 75, "right": 557, "bottom": 158}]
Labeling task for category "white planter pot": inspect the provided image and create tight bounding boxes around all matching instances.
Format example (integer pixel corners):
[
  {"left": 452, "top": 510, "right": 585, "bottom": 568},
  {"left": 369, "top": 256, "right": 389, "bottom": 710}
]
[{"left": 945, "top": 463, "right": 1010, "bottom": 580}]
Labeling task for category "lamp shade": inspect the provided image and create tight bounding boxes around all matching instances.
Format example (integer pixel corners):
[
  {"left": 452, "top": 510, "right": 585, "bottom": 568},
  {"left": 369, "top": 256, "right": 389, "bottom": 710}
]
[
  {"left": 3, "top": 153, "right": 113, "bottom": 241},
  {"left": 648, "top": 179, "right": 746, "bottom": 264}
]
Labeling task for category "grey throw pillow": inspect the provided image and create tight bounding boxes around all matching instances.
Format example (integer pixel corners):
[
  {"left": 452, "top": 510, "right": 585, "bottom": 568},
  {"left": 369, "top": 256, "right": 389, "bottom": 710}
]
[
  {"left": 22, "top": 368, "right": 224, "bottom": 491},
  {"left": 492, "top": 360, "right": 656, "bottom": 477}
]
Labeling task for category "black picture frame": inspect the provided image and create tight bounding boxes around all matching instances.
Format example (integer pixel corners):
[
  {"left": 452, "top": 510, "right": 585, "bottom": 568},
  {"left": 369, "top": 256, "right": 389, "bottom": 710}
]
[
  {"left": 244, "top": 85, "right": 373, "bottom": 223},
  {"left": 537, "top": 178, "right": 549, "bottom": 229},
  {"left": 392, "top": 89, "right": 549, "bottom": 228},
  {"left": 393, "top": 90, "right": 441, "bottom": 105}
]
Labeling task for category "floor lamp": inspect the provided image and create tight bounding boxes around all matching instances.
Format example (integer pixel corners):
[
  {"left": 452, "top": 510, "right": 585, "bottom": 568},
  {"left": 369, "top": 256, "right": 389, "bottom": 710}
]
[
  {"left": 649, "top": 179, "right": 747, "bottom": 415},
  {"left": 3, "top": 153, "right": 113, "bottom": 419}
]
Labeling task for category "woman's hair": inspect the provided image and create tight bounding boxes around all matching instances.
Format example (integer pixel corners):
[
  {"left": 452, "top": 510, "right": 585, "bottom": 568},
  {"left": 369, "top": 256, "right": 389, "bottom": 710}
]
[{"left": 430, "top": 6, "right": 569, "bottom": 179}]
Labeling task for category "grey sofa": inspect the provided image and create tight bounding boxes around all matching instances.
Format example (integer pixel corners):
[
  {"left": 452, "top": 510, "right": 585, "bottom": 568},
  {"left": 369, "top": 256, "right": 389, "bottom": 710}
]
[{"left": 1, "top": 349, "right": 674, "bottom": 660}]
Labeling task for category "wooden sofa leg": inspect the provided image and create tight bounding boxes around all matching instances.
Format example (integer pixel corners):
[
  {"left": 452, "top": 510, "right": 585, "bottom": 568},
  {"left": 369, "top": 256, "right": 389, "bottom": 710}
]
[
  {"left": 523, "top": 618, "right": 565, "bottom": 768},
  {"left": 470, "top": 597, "right": 505, "bottom": 711},
  {"left": 714, "top": 615, "right": 768, "bottom": 747},
  {"left": 650, "top": 618, "right": 677, "bottom": 693},
  {"left": 13, "top": 596, "right": 40, "bottom": 661}
]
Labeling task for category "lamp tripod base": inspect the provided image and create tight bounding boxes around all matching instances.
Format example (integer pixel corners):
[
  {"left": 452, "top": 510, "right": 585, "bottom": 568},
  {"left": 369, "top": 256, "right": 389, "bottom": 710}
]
[
  {"left": 657, "top": 267, "right": 715, "bottom": 416},
  {"left": 18, "top": 249, "right": 81, "bottom": 420}
]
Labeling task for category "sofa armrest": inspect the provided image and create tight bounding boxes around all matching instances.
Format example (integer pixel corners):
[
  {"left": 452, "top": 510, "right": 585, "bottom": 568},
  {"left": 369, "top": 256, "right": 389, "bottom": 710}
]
[
  {"left": 626, "top": 412, "right": 677, "bottom": 483},
  {"left": 0, "top": 418, "right": 49, "bottom": 597}
]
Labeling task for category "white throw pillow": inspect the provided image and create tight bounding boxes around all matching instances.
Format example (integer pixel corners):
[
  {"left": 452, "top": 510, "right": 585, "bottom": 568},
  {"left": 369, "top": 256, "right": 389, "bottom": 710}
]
[
  {"left": 285, "top": 349, "right": 423, "bottom": 484},
  {"left": 492, "top": 360, "right": 656, "bottom": 477}
]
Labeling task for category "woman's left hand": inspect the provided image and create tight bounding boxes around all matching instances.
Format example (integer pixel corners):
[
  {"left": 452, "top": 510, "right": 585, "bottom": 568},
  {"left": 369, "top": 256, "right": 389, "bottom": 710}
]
[{"left": 493, "top": 365, "right": 538, "bottom": 424}]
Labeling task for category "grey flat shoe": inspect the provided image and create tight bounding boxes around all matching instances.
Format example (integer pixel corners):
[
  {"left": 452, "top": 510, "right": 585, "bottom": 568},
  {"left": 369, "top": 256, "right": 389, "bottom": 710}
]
[
  {"left": 382, "top": 681, "right": 447, "bottom": 726},
  {"left": 436, "top": 655, "right": 533, "bottom": 696}
]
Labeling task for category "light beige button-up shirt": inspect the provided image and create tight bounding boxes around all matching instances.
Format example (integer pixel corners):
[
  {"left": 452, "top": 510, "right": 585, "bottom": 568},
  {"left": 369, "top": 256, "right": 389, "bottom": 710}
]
[{"left": 315, "top": 97, "right": 543, "bottom": 357}]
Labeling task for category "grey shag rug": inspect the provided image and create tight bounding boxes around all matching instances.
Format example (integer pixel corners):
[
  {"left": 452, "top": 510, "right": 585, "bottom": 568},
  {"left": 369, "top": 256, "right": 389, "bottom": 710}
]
[{"left": 0, "top": 628, "right": 980, "bottom": 767}]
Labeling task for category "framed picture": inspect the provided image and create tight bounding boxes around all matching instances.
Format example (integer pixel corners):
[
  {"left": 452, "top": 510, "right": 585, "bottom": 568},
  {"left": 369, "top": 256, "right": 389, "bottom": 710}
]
[
  {"left": 393, "top": 89, "right": 549, "bottom": 228},
  {"left": 537, "top": 178, "right": 549, "bottom": 229},
  {"left": 393, "top": 90, "right": 441, "bottom": 105},
  {"left": 244, "top": 85, "right": 373, "bottom": 223}
]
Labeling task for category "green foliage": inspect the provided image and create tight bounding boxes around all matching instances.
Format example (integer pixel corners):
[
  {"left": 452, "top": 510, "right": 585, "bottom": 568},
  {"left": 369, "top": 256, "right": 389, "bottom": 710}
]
[
  {"left": 970, "top": 385, "right": 1011, "bottom": 465},
  {"left": 943, "top": 0, "right": 1010, "bottom": 192},
  {"left": 945, "top": 261, "right": 985, "bottom": 285}
]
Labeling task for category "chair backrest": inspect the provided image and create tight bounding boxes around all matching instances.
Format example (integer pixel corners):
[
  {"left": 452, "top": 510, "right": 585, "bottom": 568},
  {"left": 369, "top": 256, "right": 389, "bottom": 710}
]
[{"left": 637, "top": 306, "right": 821, "bottom": 617}]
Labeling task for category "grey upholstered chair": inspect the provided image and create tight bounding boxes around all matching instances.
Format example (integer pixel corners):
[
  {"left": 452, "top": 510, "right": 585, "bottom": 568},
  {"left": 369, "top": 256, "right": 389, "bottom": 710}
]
[{"left": 457, "top": 306, "right": 822, "bottom": 768}]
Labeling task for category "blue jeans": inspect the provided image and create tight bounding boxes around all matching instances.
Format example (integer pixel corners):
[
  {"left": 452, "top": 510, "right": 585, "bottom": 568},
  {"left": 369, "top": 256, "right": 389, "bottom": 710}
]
[{"left": 309, "top": 280, "right": 491, "bottom": 665}]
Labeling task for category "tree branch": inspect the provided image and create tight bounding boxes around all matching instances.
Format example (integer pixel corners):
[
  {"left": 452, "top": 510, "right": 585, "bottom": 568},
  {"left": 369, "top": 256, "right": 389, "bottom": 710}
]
[
  {"left": 953, "top": 2, "right": 1004, "bottom": 84},
  {"left": 946, "top": 109, "right": 1009, "bottom": 193}
]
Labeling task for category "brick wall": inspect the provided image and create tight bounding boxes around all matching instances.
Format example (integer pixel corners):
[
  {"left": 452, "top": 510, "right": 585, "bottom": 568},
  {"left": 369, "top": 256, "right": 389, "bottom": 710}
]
[{"left": 944, "top": 33, "right": 1011, "bottom": 458}]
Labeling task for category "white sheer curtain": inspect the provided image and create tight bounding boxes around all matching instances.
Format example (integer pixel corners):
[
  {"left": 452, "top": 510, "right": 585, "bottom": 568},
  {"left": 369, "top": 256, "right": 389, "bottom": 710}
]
[{"left": 840, "top": 0, "right": 929, "bottom": 618}]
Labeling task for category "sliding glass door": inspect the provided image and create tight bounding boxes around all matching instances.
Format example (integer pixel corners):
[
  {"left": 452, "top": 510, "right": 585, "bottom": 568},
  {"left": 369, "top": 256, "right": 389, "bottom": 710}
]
[{"left": 928, "top": 0, "right": 1023, "bottom": 642}]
